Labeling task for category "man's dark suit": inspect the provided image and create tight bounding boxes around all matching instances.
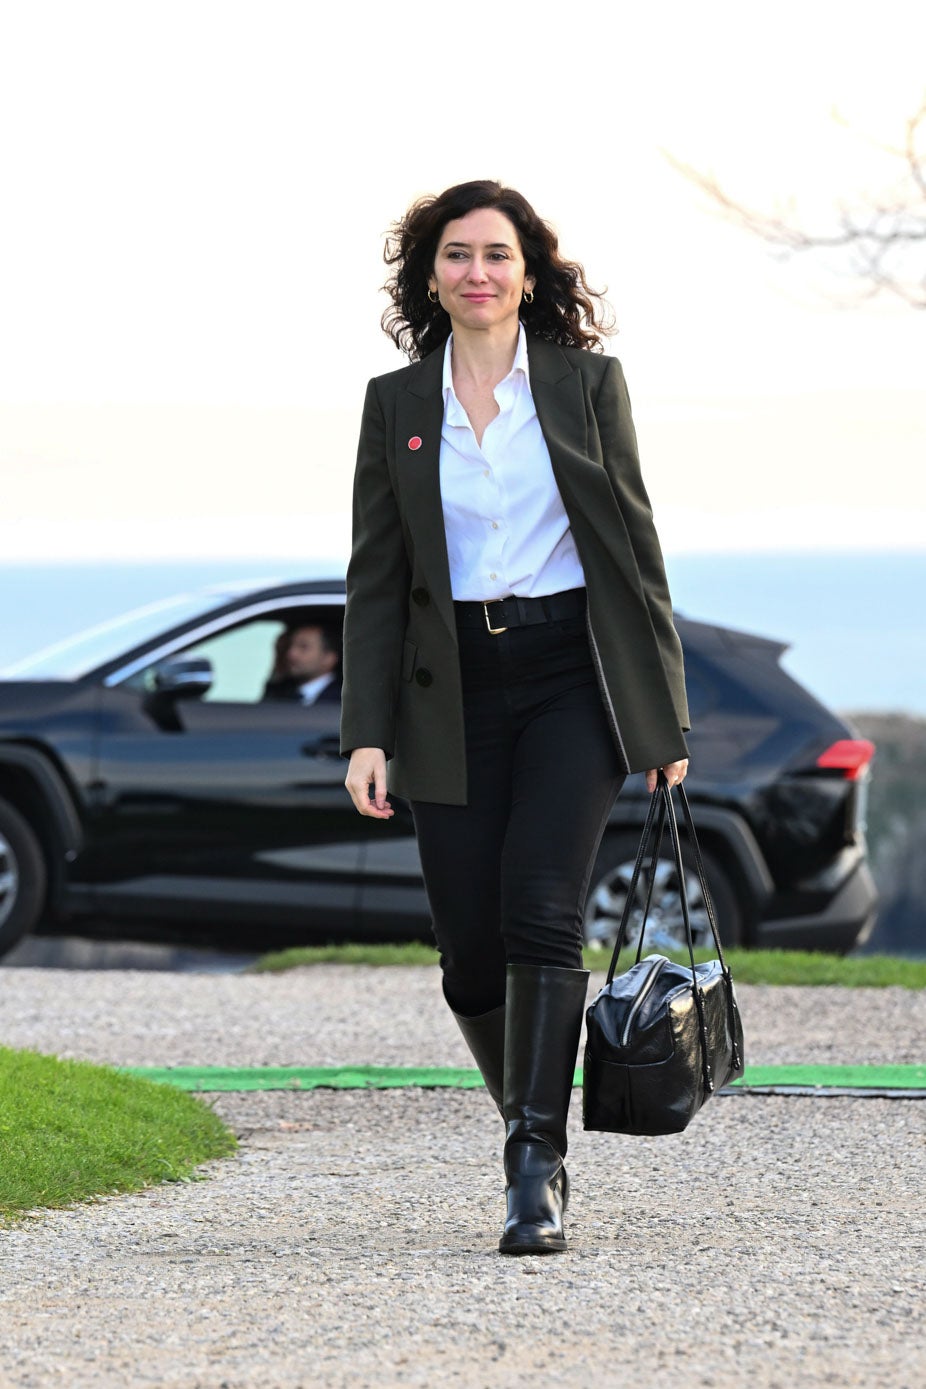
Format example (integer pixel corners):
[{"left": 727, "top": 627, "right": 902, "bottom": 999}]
[{"left": 262, "top": 676, "right": 342, "bottom": 705}]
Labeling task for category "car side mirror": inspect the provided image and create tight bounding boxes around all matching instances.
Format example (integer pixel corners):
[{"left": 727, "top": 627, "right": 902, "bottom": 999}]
[{"left": 152, "top": 657, "right": 214, "bottom": 700}]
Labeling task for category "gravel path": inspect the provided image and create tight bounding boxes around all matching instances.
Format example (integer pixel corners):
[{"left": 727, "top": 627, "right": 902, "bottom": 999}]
[
  {"left": 4, "top": 965, "right": 926, "bottom": 1067},
  {"left": 2, "top": 967, "right": 925, "bottom": 1387}
]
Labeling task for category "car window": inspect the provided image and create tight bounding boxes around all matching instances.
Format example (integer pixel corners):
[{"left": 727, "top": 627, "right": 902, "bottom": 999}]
[
  {"left": 119, "top": 608, "right": 343, "bottom": 705},
  {"left": 121, "top": 617, "right": 288, "bottom": 703},
  {"left": 182, "top": 619, "right": 288, "bottom": 703}
]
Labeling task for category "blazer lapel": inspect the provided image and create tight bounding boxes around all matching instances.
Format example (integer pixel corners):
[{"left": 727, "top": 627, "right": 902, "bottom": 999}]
[
  {"left": 525, "top": 336, "right": 589, "bottom": 479},
  {"left": 395, "top": 348, "right": 458, "bottom": 637}
]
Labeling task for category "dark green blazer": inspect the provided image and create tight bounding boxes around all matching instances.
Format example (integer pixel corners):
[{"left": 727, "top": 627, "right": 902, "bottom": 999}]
[{"left": 339, "top": 334, "right": 689, "bottom": 804}]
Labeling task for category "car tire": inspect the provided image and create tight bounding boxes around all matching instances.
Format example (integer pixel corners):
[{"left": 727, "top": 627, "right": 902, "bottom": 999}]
[
  {"left": 584, "top": 829, "right": 743, "bottom": 953},
  {"left": 0, "top": 797, "right": 47, "bottom": 957}
]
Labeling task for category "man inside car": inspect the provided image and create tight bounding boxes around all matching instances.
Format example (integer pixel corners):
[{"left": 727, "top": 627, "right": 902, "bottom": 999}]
[{"left": 262, "top": 624, "right": 342, "bottom": 706}]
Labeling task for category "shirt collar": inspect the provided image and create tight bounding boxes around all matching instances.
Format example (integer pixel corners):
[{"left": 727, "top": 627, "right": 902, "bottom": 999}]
[
  {"left": 441, "top": 322, "right": 530, "bottom": 413},
  {"left": 298, "top": 672, "right": 336, "bottom": 703}
]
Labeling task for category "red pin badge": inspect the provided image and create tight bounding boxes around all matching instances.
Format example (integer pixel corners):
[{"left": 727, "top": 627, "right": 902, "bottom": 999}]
[{"left": 408, "top": 436, "right": 423, "bottom": 451}]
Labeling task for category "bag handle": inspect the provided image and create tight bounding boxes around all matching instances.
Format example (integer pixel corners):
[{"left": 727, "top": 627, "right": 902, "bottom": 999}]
[
  {"left": 602, "top": 773, "right": 741, "bottom": 1091},
  {"left": 659, "top": 779, "right": 716, "bottom": 1092},
  {"left": 674, "top": 779, "right": 730, "bottom": 972},
  {"left": 605, "top": 776, "right": 666, "bottom": 983},
  {"left": 605, "top": 773, "right": 731, "bottom": 980},
  {"left": 671, "top": 780, "right": 743, "bottom": 1077}
]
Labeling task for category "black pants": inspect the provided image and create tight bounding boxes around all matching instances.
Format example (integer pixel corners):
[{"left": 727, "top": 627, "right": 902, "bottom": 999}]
[{"left": 409, "top": 599, "right": 626, "bottom": 1017}]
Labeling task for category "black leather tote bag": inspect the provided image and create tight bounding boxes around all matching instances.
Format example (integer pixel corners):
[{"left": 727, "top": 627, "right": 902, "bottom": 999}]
[{"left": 583, "top": 774, "right": 745, "bottom": 1136}]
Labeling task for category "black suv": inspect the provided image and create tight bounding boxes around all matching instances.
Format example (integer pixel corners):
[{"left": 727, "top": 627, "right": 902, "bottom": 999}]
[{"left": 0, "top": 576, "right": 877, "bottom": 959}]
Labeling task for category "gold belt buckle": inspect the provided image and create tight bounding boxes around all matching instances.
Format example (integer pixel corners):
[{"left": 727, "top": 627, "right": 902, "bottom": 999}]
[{"left": 483, "top": 600, "right": 507, "bottom": 635}]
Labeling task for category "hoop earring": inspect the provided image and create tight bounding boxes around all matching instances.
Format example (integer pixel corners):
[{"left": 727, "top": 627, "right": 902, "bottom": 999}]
[
  {"left": 428, "top": 288, "right": 439, "bottom": 304},
  {"left": 522, "top": 289, "right": 534, "bottom": 305}
]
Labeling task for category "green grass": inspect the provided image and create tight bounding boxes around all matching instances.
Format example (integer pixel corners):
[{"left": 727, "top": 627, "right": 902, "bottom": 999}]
[
  {"left": 643, "top": 948, "right": 926, "bottom": 987},
  {"left": 252, "top": 941, "right": 443, "bottom": 970},
  {"left": 252, "top": 942, "right": 926, "bottom": 987},
  {"left": 0, "top": 1046, "right": 237, "bottom": 1219}
]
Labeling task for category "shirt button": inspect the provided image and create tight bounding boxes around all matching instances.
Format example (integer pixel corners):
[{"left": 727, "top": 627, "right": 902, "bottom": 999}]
[
  {"left": 483, "top": 469, "right": 490, "bottom": 478},
  {"left": 489, "top": 572, "right": 497, "bottom": 580},
  {"left": 491, "top": 521, "right": 499, "bottom": 530}
]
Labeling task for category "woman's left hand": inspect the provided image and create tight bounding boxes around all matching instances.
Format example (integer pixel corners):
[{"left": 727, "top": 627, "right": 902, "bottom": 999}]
[{"left": 645, "top": 759, "right": 689, "bottom": 793}]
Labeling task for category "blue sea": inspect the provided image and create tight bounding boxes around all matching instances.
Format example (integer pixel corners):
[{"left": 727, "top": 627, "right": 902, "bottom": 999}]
[{"left": 0, "top": 552, "right": 923, "bottom": 715}]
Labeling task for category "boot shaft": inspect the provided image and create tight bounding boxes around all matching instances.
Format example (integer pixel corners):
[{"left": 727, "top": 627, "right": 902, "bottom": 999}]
[
  {"left": 503, "top": 963, "right": 590, "bottom": 1159},
  {"left": 450, "top": 1001, "right": 506, "bottom": 1117}
]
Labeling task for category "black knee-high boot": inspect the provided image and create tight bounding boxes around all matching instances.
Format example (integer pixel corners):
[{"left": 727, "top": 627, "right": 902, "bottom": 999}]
[
  {"left": 449, "top": 1001, "right": 506, "bottom": 1117},
  {"left": 499, "top": 963, "right": 589, "bottom": 1255}
]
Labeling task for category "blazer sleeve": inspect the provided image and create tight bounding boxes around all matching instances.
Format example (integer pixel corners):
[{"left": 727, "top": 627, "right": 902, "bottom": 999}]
[
  {"left": 594, "top": 356, "right": 690, "bottom": 732},
  {"left": 339, "top": 377, "right": 412, "bottom": 760}
]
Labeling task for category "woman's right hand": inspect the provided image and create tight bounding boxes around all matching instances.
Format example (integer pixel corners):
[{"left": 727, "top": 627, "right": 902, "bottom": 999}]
[{"left": 345, "top": 748, "right": 394, "bottom": 819}]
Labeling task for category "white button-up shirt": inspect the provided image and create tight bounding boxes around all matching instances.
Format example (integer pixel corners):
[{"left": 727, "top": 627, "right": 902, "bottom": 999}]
[{"left": 439, "top": 323, "right": 587, "bottom": 601}]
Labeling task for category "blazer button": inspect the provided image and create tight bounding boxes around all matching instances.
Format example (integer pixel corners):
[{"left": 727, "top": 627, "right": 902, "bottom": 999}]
[
  {"left": 411, "top": 587, "right": 430, "bottom": 606},
  {"left": 415, "top": 668, "right": 433, "bottom": 687}
]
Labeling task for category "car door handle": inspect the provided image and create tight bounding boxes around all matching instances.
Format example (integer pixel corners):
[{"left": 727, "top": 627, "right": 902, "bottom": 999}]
[{"left": 302, "top": 736, "right": 342, "bottom": 758}]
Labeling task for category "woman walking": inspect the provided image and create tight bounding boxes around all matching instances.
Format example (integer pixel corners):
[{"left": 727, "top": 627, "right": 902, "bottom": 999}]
[{"left": 341, "top": 180, "right": 689, "bottom": 1255}]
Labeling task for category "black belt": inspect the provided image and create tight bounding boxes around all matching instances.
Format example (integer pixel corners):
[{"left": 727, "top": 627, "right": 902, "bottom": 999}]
[{"left": 454, "top": 588, "right": 587, "bottom": 635}]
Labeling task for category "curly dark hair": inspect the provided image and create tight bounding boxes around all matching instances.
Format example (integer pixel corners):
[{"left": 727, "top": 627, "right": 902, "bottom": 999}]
[{"left": 381, "top": 180, "right": 614, "bottom": 361}]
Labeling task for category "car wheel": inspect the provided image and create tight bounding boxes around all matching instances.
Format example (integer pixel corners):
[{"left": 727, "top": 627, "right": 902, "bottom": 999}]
[
  {"left": 584, "top": 830, "right": 743, "bottom": 953},
  {"left": 0, "top": 797, "right": 47, "bottom": 957}
]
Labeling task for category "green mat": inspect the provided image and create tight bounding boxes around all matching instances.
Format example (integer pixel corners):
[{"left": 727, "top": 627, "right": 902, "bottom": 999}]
[
  {"left": 727, "top": 1064, "right": 925, "bottom": 1089},
  {"left": 123, "top": 1063, "right": 926, "bottom": 1093}
]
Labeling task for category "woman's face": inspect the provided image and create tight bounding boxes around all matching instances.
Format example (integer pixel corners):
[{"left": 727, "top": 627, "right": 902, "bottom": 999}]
[{"left": 428, "top": 207, "right": 535, "bottom": 336}]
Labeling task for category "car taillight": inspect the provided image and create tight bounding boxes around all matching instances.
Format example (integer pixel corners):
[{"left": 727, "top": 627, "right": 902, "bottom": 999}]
[{"left": 815, "top": 739, "right": 875, "bottom": 780}]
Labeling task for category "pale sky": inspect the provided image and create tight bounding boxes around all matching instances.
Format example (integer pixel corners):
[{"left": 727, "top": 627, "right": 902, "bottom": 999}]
[{"left": 1, "top": 0, "right": 924, "bottom": 562}]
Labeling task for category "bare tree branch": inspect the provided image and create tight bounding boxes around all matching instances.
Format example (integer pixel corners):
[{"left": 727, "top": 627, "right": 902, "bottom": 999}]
[{"left": 665, "top": 101, "right": 926, "bottom": 310}]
